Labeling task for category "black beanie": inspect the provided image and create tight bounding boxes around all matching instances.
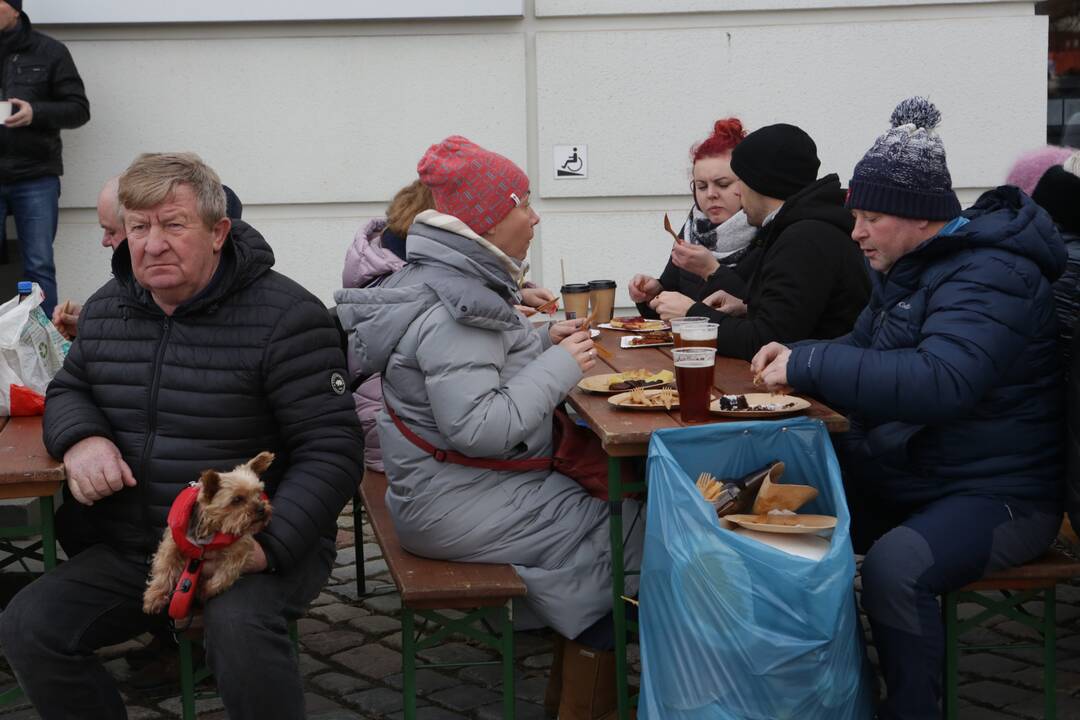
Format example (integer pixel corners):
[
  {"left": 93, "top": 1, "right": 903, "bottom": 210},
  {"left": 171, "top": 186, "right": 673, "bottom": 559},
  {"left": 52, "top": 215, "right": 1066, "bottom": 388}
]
[
  {"left": 1032, "top": 165, "right": 1080, "bottom": 235},
  {"left": 730, "top": 123, "right": 821, "bottom": 200},
  {"left": 4, "top": 0, "right": 21, "bottom": 13}
]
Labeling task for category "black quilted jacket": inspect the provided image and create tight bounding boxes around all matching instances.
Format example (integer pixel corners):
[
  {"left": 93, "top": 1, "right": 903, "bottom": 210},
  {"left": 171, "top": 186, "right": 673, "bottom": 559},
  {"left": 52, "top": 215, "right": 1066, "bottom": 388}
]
[{"left": 43, "top": 221, "right": 363, "bottom": 571}]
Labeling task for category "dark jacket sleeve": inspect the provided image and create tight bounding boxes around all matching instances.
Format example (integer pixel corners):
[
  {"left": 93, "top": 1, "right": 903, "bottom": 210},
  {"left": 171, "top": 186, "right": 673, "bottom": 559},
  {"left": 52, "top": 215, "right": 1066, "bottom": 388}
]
[
  {"left": 43, "top": 333, "right": 114, "bottom": 459},
  {"left": 1067, "top": 318, "right": 1080, "bottom": 529},
  {"left": 33, "top": 43, "right": 90, "bottom": 130},
  {"left": 787, "top": 257, "right": 1036, "bottom": 424},
  {"left": 712, "top": 223, "right": 849, "bottom": 361},
  {"left": 255, "top": 300, "right": 364, "bottom": 572}
]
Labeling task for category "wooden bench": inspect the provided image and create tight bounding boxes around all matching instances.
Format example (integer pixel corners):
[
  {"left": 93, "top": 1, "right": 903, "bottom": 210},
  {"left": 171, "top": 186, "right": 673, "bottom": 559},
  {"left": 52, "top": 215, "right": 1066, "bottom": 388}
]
[
  {"left": 944, "top": 548, "right": 1080, "bottom": 720},
  {"left": 360, "top": 470, "right": 527, "bottom": 720}
]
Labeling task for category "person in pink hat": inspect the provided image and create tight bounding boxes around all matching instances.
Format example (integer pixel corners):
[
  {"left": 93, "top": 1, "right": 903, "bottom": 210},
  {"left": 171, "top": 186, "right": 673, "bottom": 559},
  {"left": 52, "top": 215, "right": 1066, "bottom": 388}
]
[{"left": 336, "top": 136, "right": 644, "bottom": 719}]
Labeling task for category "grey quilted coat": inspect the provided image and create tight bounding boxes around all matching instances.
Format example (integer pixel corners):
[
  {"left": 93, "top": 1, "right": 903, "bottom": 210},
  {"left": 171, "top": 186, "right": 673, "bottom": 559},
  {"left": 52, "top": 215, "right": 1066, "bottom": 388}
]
[{"left": 335, "top": 212, "right": 642, "bottom": 637}]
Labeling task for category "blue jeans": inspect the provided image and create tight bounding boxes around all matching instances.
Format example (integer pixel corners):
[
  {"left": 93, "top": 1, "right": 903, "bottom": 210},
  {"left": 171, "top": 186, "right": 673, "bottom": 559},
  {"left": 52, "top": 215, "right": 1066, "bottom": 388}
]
[{"left": 0, "top": 175, "right": 61, "bottom": 316}]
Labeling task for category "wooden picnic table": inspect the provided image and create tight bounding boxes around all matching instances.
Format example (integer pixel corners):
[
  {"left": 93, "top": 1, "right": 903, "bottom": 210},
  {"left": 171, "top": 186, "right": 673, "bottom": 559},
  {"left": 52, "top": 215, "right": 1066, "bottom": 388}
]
[
  {"left": 565, "top": 324, "right": 849, "bottom": 720},
  {"left": 0, "top": 415, "right": 65, "bottom": 570}
]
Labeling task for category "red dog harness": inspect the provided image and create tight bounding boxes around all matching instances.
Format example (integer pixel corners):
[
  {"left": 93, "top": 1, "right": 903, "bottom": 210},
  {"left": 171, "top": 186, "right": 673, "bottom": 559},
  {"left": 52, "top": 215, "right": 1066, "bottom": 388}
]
[{"left": 165, "top": 484, "right": 243, "bottom": 621}]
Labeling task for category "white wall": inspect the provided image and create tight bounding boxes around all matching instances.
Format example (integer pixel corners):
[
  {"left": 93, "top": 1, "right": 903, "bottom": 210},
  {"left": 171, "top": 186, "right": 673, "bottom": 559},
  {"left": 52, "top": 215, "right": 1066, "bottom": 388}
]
[{"left": 39, "top": 0, "right": 1045, "bottom": 308}]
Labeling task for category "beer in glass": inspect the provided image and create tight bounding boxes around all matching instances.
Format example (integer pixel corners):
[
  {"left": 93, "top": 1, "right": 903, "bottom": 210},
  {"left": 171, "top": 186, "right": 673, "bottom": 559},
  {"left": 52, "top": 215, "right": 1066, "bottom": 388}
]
[
  {"left": 673, "top": 347, "right": 716, "bottom": 422},
  {"left": 679, "top": 322, "right": 718, "bottom": 348},
  {"left": 670, "top": 316, "right": 708, "bottom": 348}
]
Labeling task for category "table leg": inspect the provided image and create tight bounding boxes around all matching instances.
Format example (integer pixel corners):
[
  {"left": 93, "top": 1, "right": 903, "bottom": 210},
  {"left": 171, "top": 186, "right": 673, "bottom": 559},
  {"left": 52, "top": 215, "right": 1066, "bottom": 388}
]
[
  {"left": 608, "top": 456, "right": 630, "bottom": 720},
  {"left": 40, "top": 494, "right": 56, "bottom": 570}
]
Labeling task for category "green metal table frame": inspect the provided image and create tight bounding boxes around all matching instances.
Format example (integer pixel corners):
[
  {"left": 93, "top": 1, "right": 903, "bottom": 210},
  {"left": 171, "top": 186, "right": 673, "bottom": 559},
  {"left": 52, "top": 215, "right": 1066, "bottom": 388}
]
[
  {"left": 0, "top": 493, "right": 59, "bottom": 708},
  {"left": 943, "top": 585, "right": 1057, "bottom": 720},
  {"left": 401, "top": 602, "right": 515, "bottom": 720},
  {"left": 608, "top": 456, "right": 644, "bottom": 720}
]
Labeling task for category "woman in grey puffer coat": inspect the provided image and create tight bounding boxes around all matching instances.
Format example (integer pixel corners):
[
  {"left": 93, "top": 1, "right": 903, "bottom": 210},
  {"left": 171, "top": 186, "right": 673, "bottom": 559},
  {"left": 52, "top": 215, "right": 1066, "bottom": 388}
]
[{"left": 336, "top": 136, "right": 643, "bottom": 718}]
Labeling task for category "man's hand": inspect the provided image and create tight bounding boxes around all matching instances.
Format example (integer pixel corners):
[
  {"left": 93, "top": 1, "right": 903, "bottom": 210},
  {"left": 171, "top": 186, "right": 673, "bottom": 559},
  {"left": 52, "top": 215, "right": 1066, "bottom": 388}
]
[
  {"left": 628, "top": 274, "right": 662, "bottom": 304},
  {"left": 750, "top": 342, "right": 793, "bottom": 392},
  {"left": 702, "top": 289, "right": 747, "bottom": 317},
  {"left": 52, "top": 300, "right": 81, "bottom": 340},
  {"left": 4, "top": 98, "right": 33, "bottom": 128},
  {"left": 549, "top": 317, "right": 585, "bottom": 345},
  {"left": 670, "top": 242, "right": 720, "bottom": 281},
  {"left": 648, "top": 291, "right": 695, "bottom": 321},
  {"left": 63, "top": 436, "right": 136, "bottom": 505}
]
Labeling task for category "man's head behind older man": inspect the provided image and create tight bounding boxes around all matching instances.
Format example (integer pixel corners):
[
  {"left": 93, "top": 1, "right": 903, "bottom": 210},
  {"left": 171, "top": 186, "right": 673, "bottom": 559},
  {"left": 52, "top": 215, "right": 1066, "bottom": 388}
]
[{"left": 118, "top": 153, "right": 231, "bottom": 314}]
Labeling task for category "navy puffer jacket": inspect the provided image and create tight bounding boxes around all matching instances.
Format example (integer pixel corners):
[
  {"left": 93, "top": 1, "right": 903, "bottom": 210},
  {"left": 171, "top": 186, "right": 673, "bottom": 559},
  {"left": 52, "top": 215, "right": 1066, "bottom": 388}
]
[
  {"left": 43, "top": 221, "right": 363, "bottom": 570},
  {"left": 788, "top": 187, "right": 1066, "bottom": 505}
]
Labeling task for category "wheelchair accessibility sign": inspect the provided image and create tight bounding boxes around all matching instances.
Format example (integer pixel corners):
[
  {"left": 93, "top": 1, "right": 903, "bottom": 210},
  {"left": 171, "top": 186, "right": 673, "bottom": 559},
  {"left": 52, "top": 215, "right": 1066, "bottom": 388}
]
[{"left": 554, "top": 145, "right": 587, "bottom": 179}]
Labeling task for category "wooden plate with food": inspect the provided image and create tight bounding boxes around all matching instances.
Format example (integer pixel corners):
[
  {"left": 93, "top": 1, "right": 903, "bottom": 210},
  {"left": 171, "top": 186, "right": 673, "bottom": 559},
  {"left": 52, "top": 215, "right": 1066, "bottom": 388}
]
[
  {"left": 724, "top": 513, "right": 837, "bottom": 534},
  {"left": 608, "top": 387, "right": 679, "bottom": 410},
  {"left": 620, "top": 331, "right": 673, "bottom": 349},
  {"left": 599, "top": 316, "right": 670, "bottom": 333},
  {"left": 577, "top": 369, "right": 674, "bottom": 394},
  {"left": 709, "top": 393, "right": 811, "bottom": 418}
]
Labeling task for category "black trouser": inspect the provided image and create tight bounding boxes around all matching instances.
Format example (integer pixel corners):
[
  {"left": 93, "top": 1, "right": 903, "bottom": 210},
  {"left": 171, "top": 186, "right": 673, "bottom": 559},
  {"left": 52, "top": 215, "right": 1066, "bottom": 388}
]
[{"left": 0, "top": 539, "right": 333, "bottom": 719}]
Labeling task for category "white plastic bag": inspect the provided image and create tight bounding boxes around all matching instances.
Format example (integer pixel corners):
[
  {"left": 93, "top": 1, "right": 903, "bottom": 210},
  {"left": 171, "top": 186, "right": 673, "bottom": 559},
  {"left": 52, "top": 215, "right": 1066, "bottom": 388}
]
[{"left": 0, "top": 283, "right": 71, "bottom": 415}]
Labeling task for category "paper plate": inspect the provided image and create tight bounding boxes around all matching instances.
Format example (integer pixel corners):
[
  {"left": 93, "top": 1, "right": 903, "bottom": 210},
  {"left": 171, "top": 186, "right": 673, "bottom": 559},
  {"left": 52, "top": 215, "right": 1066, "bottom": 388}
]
[
  {"left": 590, "top": 329, "right": 600, "bottom": 338},
  {"left": 723, "top": 513, "right": 837, "bottom": 534},
  {"left": 620, "top": 334, "right": 673, "bottom": 349},
  {"left": 709, "top": 393, "right": 811, "bottom": 418},
  {"left": 730, "top": 527, "right": 830, "bottom": 560},
  {"left": 598, "top": 318, "right": 670, "bottom": 333},
  {"left": 577, "top": 370, "right": 673, "bottom": 394},
  {"left": 608, "top": 388, "right": 679, "bottom": 410}
]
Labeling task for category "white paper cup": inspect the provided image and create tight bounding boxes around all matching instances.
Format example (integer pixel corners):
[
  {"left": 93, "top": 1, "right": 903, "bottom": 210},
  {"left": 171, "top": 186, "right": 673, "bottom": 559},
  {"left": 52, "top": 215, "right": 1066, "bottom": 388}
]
[{"left": 0, "top": 101, "right": 12, "bottom": 121}]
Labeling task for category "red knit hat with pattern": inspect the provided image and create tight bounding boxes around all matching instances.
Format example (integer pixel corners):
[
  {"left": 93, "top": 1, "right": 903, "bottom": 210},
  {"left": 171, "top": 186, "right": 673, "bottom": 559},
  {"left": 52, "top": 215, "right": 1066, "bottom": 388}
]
[{"left": 416, "top": 136, "right": 529, "bottom": 236}]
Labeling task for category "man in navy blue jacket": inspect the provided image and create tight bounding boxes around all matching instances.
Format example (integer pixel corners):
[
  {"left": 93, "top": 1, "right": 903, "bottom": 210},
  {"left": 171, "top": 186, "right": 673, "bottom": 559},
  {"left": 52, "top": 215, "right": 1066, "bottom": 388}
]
[{"left": 752, "top": 98, "right": 1066, "bottom": 720}]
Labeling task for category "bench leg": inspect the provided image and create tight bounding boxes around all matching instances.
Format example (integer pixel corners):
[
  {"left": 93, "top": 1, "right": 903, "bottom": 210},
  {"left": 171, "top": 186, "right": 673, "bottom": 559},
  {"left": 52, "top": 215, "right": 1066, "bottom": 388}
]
[
  {"left": 607, "top": 456, "right": 630, "bottom": 720},
  {"left": 179, "top": 635, "right": 196, "bottom": 720},
  {"left": 402, "top": 608, "right": 417, "bottom": 720},
  {"left": 353, "top": 491, "right": 366, "bottom": 597},
  {"left": 500, "top": 601, "right": 515, "bottom": 720},
  {"left": 943, "top": 591, "right": 959, "bottom": 720},
  {"left": 1045, "top": 586, "right": 1057, "bottom": 720},
  {"left": 40, "top": 495, "right": 56, "bottom": 570}
]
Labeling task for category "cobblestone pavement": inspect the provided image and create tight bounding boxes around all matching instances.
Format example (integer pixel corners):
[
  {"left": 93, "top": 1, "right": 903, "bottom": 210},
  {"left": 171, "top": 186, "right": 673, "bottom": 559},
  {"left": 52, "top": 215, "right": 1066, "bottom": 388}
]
[{"left": 3, "top": 504, "right": 1080, "bottom": 719}]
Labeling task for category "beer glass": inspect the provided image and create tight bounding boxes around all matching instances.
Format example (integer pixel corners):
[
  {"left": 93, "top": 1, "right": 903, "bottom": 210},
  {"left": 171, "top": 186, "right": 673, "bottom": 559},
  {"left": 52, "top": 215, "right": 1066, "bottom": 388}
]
[
  {"left": 670, "top": 316, "right": 708, "bottom": 348},
  {"left": 679, "top": 322, "right": 718, "bottom": 348},
  {"left": 673, "top": 347, "right": 716, "bottom": 422}
]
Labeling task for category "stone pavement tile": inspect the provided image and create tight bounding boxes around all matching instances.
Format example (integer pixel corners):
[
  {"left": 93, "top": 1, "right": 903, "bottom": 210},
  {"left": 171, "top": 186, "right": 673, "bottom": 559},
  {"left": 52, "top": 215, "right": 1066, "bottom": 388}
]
[
  {"left": 361, "top": 593, "right": 403, "bottom": 615},
  {"left": 299, "top": 617, "right": 331, "bottom": 635},
  {"left": 348, "top": 614, "right": 401, "bottom": 637},
  {"left": 383, "top": 669, "right": 458, "bottom": 694},
  {"left": 0, "top": 708, "right": 39, "bottom": 719},
  {"left": 959, "top": 680, "right": 1036, "bottom": 707},
  {"left": 336, "top": 546, "right": 357, "bottom": 565},
  {"left": 311, "top": 671, "right": 373, "bottom": 696},
  {"left": 309, "top": 603, "right": 372, "bottom": 625},
  {"left": 342, "top": 686, "right": 420, "bottom": 716},
  {"left": 124, "top": 708, "right": 162, "bottom": 719},
  {"left": 331, "top": 644, "right": 403, "bottom": 680},
  {"left": 959, "top": 652, "right": 1029, "bottom": 676},
  {"left": 332, "top": 565, "right": 359, "bottom": 583},
  {"left": 521, "top": 653, "right": 551, "bottom": 670},
  {"left": 386, "top": 707, "right": 467, "bottom": 720},
  {"left": 956, "top": 708, "right": 1027, "bottom": 720},
  {"left": 426, "top": 685, "right": 501, "bottom": 712},
  {"left": 514, "top": 632, "right": 552, "bottom": 659},
  {"left": 312, "top": 592, "right": 338, "bottom": 606},
  {"left": 457, "top": 664, "right": 537, "bottom": 689},
  {"left": 303, "top": 629, "right": 370, "bottom": 655},
  {"left": 365, "top": 560, "right": 390, "bottom": 577},
  {"left": 299, "top": 653, "right": 332, "bottom": 677},
  {"left": 305, "top": 691, "right": 353, "bottom": 715},
  {"left": 381, "top": 632, "right": 403, "bottom": 651},
  {"left": 417, "top": 642, "right": 495, "bottom": 666},
  {"left": 1011, "top": 666, "right": 1080, "bottom": 692},
  {"left": 475, "top": 699, "right": 547, "bottom": 720},
  {"left": 1004, "top": 693, "right": 1075, "bottom": 719},
  {"left": 362, "top": 542, "right": 382, "bottom": 560},
  {"left": 511, "top": 675, "right": 548, "bottom": 704},
  {"left": 157, "top": 693, "right": 224, "bottom": 716},
  {"left": 308, "top": 711, "right": 368, "bottom": 720}
]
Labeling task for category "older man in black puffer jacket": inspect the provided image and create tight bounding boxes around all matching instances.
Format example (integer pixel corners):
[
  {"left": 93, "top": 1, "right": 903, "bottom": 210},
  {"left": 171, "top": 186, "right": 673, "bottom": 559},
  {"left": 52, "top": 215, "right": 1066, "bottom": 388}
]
[{"left": 0, "top": 153, "right": 363, "bottom": 720}]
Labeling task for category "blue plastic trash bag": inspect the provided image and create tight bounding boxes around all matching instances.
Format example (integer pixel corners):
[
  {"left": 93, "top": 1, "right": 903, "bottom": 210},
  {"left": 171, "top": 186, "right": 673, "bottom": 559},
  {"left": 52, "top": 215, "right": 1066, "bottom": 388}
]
[{"left": 639, "top": 417, "right": 875, "bottom": 720}]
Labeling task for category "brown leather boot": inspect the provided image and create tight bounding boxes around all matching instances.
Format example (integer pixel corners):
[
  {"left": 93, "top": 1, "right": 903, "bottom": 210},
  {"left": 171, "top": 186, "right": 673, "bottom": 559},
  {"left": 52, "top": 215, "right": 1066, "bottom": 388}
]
[
  {"left": 544, "top": 634, "right": 566, "bottom": 718},
  {"left": 557, "top": 639, "right": 618, "bottom": 720}
]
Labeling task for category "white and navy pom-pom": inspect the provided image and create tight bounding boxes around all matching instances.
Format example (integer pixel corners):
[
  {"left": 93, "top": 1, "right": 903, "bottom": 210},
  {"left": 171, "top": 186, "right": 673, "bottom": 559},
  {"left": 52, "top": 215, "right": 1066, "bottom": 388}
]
[{"left": 889, "top": 96, "right": 941, "bottom": 131}]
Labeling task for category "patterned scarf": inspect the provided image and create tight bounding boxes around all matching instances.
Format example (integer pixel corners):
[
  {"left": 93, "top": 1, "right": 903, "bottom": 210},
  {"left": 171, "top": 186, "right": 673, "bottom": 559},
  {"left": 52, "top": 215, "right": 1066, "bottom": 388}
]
[{"left": 679, "top": 206, "right": 757, "bottom": 266}]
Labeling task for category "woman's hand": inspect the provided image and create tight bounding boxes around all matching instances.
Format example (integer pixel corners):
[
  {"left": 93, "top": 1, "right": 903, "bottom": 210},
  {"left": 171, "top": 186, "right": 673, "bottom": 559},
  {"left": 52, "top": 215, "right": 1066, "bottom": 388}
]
[
  {"left": 648, "top": 291, "right": 695, "bottom": 321},
  {"left": 559, "top": 330, "right": 597, "bottom": 374},
  {"left": 702, "top": 289, "right": 747, "bottom": 317},
  {"left": 750, "top": 342, "right": 792, "bottom": 392},
  {"left": 628, "top": 274, "right": 662, "bottom": 303},
  {"left": 671, "top": 242, "right": 720, "bottom": 281},
  {"left": 521, "top": 286, "right": 557, "bottom": 312},
  {"left": 549, "top": 318, "right": 585, "bottom": 344}
]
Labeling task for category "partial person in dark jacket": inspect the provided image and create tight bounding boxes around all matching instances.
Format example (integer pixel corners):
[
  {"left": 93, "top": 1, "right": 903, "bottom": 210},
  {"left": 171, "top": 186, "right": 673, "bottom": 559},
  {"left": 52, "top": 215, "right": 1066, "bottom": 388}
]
[
  {"left": 651, "top": 122, "right": 868, "bottom": 360},
  {"left": 630, "top": 118, "right": 758, "bottom": 318},
  {"left": 0, "top": 0, "right": 90, "bottom": 316},
  {"left": 0, "top": 153, "right": 363, "bottom": 720},
  {"left": 752, "top": 98, "right": 1066, "bottom": 720}
]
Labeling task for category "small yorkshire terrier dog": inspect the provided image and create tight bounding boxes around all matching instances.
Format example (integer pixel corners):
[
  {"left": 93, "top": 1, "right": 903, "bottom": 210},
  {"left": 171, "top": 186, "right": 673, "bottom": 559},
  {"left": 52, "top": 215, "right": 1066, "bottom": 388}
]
[{"left": 143, "top": 452, "right": 274, "bottom": 615}]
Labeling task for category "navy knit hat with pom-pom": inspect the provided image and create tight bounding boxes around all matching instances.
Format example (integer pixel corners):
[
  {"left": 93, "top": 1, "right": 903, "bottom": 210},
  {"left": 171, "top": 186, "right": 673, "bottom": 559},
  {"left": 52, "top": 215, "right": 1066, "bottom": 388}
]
[{"left": 846, "top": 97, "right": 961, "bottom": 220}]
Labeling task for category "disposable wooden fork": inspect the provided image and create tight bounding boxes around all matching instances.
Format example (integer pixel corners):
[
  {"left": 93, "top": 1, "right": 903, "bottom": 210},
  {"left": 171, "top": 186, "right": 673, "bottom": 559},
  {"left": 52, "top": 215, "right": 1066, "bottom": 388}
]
[{"left": 663, "top": 213, "right": 683, "bottom": 244}]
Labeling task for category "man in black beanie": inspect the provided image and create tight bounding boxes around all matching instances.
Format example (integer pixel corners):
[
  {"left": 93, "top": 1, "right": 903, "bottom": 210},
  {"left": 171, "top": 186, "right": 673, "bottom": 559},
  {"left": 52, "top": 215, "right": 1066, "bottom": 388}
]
[
  {"left": 1, "top": 0, "right": 89, "bottom": 317},
  {"left": 650, "top": 122, "right": 869, "bottom": 360}
]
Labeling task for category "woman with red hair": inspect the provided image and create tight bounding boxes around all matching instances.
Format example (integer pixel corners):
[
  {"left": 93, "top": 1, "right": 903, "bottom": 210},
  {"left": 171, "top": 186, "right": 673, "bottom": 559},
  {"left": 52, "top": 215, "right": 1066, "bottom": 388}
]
[{"left": 629, "top": 118, "right": 758, "bottom": 318}]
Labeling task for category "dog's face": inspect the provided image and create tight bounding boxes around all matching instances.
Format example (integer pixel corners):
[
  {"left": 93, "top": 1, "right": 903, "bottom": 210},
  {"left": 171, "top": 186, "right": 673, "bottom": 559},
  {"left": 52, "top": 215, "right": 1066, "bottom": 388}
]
[{"left": 194, "top": 452, "right": 274, "bottom": 537}]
